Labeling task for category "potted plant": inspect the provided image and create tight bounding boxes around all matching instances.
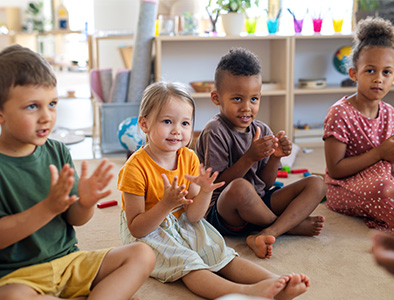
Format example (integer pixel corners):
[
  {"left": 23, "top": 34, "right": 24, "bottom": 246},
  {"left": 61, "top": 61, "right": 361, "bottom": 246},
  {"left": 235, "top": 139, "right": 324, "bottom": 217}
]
[
  {"left": 24, "top": 1, "right": 45, "bottom": 33},
  {"left": 356, "top": 0, "right": 379, "bottom": 23},
  {"left": 208, "top": 0, "right": 259, "bottom": 35}
]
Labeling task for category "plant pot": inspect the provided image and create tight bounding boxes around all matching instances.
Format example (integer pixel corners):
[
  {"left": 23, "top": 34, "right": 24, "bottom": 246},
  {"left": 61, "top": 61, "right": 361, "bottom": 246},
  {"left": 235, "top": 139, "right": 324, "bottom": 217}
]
[{"left": 221, "top": 12, "right": 245, "bottom": 36}]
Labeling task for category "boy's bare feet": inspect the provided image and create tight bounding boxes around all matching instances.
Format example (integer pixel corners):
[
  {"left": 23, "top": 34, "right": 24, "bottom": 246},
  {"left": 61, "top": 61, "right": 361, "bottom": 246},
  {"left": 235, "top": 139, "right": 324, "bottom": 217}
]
[
  {"left": 246, "top": 234, "right": 276, "bottom": 259},
  {"left": 275, "top": 273, "right": 310, "bottom": 300},
  {"left": 287, "top": 216, "right": 325, "bottom": 236}
]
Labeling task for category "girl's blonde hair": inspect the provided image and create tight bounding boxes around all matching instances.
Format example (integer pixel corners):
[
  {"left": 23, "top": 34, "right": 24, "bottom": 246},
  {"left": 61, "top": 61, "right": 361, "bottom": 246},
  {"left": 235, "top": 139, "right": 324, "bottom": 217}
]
[
  {"left": 352, "top": 16, "right": 394, "bottom": 68},
  {"left": 139, "top": 81, "right": 196, "bottom": 146}
]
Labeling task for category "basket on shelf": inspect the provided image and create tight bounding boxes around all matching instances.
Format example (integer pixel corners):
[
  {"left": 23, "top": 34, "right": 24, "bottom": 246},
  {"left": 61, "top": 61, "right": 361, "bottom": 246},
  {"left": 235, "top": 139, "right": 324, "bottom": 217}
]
[{"left": 190, "top": 81, "right": 215, "bottom": 93}]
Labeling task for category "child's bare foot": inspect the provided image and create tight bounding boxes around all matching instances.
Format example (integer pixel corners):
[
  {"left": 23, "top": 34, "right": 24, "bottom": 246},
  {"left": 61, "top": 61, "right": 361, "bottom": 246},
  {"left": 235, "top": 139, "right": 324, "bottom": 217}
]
[
  {"left": 274, "top": 273, "right": 310, "bottom": 300},
  {"left": 243, "top": 275, "right": 290, "bottom": 299},
  {"left": 287, "top": 216, "right": 325, "bottom": 236},
  {"left": 246, "top": 234, "right": 276, "bottom": 259},
  {"left": 372, "top": 230, "right": 394, "bottom": 275}
]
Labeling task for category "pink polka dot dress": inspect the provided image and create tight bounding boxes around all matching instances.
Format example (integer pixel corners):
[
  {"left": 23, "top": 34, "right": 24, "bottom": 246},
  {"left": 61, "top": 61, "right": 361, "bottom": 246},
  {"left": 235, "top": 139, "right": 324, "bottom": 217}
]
[{"left": 323, "top": 97, "right": 394, "bottom": 232}]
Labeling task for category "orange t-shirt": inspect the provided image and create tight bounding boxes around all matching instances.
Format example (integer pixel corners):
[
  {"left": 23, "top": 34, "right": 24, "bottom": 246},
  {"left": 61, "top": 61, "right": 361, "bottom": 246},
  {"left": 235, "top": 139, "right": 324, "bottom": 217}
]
[{"left": 117, "top": 147, "right": 200, "bottom": 219}]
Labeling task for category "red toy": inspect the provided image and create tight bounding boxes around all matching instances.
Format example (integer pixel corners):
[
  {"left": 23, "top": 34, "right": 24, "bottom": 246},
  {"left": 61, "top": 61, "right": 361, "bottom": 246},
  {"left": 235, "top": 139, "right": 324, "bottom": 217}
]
[
  {"left": 277, "top": 170, "right": 288, "bottom": 178},
  {"left": 97, "top": 200, "right": 118, "bottom": 209},
  {"left": 291, "top": 169, "right": 309, "bottom": 174}
]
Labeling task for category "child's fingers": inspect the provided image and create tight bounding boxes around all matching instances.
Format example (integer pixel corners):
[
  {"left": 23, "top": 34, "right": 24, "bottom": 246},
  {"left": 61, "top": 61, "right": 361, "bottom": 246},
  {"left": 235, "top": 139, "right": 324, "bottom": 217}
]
[
  {"left": 182, "top": 199, "right": 193, "bottom": 205},
  {"left": 172, "top": 176, "right": 179, "bottom": 188},
  {"left": 276, "top": 130, "right": 286, "bottom": 140},
  {"left": 212, "top": 181, "right": 225, "bottom": 190},
  {"left": 253, "top": 126, "right": 261, "bottom": 141},
  {"left": 49, "top": 164, "right": 59, "bottom": 186},
  {"left": 161, "top": 173, "right": 171, "bottom": 188},
  {"left": 80, "top": 160, "right": 88, "bottom": 178}
]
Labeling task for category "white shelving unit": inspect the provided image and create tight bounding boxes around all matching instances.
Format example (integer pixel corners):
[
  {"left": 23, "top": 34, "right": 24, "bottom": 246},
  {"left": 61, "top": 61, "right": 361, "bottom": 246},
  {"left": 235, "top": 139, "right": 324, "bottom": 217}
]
[
  {"left": 154, "top": 34, "right": 291, "bottom": 134},
  {"left": 154, "top": 33, "right": 394, "bottom": 146},
  {"left": 291, "top": 34, "right": 356, "bottom": 145}
]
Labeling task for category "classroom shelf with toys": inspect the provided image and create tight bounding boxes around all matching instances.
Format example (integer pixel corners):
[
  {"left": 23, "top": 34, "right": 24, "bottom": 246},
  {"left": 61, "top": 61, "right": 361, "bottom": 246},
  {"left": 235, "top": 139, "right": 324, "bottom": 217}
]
[{"left": 154, "top": 34, "right": 291, "bottom": 135}]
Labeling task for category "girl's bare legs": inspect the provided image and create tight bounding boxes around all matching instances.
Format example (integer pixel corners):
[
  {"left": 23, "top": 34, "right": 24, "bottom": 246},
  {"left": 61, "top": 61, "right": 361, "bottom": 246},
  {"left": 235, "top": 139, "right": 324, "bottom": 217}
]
[
  {"left": 181, "top": 257, "right": 309, "bottom": 299},
  {"left": 247, "top": 176, "right": 326, "bottom": 258}
]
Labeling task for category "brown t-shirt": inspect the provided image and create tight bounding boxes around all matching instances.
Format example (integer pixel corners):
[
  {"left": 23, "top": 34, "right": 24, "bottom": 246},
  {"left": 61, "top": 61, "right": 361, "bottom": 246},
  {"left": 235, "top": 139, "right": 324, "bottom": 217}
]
[{"left": 196, "top": 114, "right": 274, "bottom": 214}]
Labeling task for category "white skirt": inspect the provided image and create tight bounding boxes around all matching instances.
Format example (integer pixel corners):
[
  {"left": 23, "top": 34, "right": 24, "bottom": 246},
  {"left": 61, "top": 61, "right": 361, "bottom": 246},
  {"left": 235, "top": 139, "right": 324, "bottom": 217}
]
[{"left": 120, "top": 210, "right": 237, "bottom": 282}]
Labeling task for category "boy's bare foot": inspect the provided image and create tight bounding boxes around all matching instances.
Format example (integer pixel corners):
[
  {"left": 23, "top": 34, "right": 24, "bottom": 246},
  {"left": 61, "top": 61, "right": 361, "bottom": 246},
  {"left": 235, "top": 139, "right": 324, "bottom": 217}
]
[
  {"left": 243, "top": 275, "right": 289, "bottom": 299},
  {"left": 274, "top": 273, "right": 310, "bottom": 300},
  {"left": 287, "top": 216, "right": 325, "bottom": 236},
  {"left": 246, "top": 234, "right": 276, "bottom": 259}
]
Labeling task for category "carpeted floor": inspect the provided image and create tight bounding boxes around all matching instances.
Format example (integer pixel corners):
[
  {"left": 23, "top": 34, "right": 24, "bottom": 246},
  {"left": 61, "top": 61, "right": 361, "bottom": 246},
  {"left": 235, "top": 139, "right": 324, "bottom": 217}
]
[{"left": 73, "top": 146, "right": 393, "bottom": 300}]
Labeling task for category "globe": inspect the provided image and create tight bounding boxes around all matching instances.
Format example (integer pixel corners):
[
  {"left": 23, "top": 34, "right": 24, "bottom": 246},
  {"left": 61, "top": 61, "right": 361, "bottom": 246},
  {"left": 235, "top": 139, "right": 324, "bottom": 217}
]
[
  {"left": 333, "top": 45, "right": 352, "bottom": 75},
  {"left": 118, "top": 117, "right": 145, "bottom": 153}
]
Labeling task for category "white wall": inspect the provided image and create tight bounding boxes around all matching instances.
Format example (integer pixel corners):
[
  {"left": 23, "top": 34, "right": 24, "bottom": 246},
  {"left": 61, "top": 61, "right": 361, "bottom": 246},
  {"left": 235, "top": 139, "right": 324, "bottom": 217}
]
[{"left": 93, "top": 0, "right": 140, "bottom": 70}]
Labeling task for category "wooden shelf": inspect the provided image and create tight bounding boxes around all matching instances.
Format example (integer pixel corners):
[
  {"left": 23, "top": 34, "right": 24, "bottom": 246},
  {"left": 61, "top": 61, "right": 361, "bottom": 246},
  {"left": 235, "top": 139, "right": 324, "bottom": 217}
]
[{"left": 154, "top": 33, "right": 394, "bottom": 144}]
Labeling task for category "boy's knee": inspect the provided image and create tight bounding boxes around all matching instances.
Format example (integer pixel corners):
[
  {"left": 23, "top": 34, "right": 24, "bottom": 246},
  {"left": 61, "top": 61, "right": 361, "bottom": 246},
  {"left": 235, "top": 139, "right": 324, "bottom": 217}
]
[
  {"left": 225, "top": 178, "right": 255, "bottom": 199},
  {"left": 0, "top": 284, "right": 35, "bottom": 300},
  {"left": 306, "top": 175, "right": 327, "bottom": 195}
]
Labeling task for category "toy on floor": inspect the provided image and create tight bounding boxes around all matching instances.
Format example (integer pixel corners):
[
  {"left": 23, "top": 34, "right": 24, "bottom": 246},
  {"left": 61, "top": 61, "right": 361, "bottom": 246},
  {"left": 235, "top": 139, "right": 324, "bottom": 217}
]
[
  {"left": 97, "top": 200, "right": 118, "bottom": 209},
  {"left": 291, "top": 168, "right": 309, "bottom": 174},
  {"left": 277, "top": 170, "right": 288, "bottom": 178}
]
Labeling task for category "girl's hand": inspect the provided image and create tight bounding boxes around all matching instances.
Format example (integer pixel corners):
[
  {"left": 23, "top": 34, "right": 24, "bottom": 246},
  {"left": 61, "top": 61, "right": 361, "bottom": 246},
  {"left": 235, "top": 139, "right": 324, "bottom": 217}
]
[
  {"left": 245, "top": 126, "right": 278, "bottom": 162},
  {"left": 185, "top": 164, "right": 225, "bottom": 193},
  {"left": 161, "top": 174, "right": 193, "bottom": 209},
  {"left": 78, "top": 159, "right": 114, "bottom": 208},
  {"left": 378, "top": 136, "right": 394, "bottom": 163},
  {"left": 44, "top": 164, "right": 77, "bottom": 214},
  {"left": 273, "top": 131, "right": 292, "bottom": 158}
]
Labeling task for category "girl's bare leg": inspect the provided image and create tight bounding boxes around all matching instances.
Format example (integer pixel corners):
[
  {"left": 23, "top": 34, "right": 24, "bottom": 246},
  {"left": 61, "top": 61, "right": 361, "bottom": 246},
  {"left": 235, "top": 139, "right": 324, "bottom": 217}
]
[{"left": 182, "top": 269, "right": 288, "bottom": 300}]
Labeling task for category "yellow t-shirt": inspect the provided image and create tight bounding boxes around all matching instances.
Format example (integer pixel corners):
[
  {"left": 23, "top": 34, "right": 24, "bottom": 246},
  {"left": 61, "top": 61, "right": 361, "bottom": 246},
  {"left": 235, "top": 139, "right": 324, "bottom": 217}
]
[{"left": 117, "top": 147, "right": 200, "bottom": 219}]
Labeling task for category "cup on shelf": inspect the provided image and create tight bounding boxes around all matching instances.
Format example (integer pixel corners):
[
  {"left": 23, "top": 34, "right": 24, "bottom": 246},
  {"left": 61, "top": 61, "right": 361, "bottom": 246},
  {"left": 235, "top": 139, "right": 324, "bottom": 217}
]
[
  {"left": 312, "top": 18, "right": 323, "bottom": 33},
  {"left": 293, "top": 18, "right": 304, "bottom": 34},
  {"left": 333, "top": 18, "right": 343, "bottom": 33},
  {"left": 266, "top": 18, "right": 279, "bottom": 34},
  {"left": 245, "top": 17, "right": 258, "bottom": 34},
  {"left": 158, "top": 15, "right": 179, "bottom": 36}
]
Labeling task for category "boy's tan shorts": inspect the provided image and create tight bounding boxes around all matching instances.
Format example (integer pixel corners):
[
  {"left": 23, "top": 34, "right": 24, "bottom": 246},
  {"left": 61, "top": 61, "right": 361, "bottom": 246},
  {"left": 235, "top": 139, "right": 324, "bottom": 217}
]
[{"left": 0, "top": 248, "right": 111, "bottom": 298}]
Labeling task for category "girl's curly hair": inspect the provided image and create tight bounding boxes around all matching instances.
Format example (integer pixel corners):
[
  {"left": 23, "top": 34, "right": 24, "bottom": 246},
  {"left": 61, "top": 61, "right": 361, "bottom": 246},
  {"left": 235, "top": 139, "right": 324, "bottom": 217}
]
[{"left": 352, "top": 16, "right": 394, "bottom": 67}]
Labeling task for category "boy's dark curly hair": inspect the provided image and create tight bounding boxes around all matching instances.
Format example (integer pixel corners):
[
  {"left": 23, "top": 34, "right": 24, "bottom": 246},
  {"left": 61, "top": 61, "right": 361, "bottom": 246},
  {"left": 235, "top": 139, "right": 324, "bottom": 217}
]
[
  {"left": 215, "top": 47, "right": 262, "bottom": 92},
  {"left": 352, "top": 16, "right": 394, "bottom": 68}
]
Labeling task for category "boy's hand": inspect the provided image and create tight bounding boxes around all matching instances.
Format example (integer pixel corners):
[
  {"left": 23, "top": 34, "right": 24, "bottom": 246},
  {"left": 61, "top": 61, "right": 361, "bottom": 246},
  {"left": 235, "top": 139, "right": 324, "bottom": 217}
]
[
  {"left": 45, "top": 164, "right": 78, "bottom": 214},
  {"left": 185, "top": 164, "right": 225, "bottom": 193},
  {"left": 273, "top": 131, "right": 292, "bottom": 158},
  {"left": 78, "top": 159, "right": 114, "bottom": 208},
  {"left": 246, "top": 126, "right": 278, "bottom": 162},
  {"left": 161, "top": 174, "right": 192, "bottom": 209}
]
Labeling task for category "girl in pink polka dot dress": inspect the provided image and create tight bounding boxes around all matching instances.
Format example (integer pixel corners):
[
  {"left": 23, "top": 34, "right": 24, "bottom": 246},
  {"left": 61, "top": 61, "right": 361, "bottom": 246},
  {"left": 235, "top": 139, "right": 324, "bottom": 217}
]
[{"left": 323, "top": 17, "right": 394, "bottom": 232}]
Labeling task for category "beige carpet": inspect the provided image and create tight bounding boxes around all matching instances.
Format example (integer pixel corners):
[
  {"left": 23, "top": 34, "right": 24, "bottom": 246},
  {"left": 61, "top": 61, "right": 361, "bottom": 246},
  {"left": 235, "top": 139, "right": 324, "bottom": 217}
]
[{"left": 73, "top": 147, "right": 393, "bottom": 300}]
